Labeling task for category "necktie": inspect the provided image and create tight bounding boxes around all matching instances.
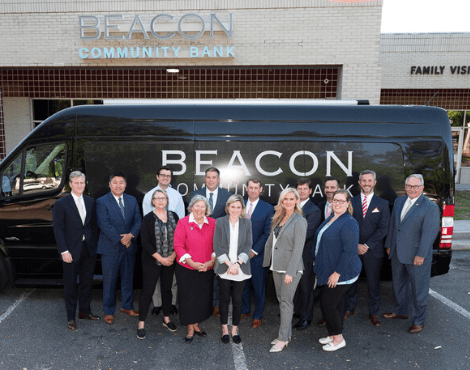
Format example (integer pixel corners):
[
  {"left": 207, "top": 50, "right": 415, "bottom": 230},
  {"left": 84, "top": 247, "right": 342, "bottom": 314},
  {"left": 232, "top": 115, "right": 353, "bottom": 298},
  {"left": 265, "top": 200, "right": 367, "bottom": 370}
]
[
  {"left": 247, "top": 203, "right": 253, "bottom": 219},
  {"left": 77, "top": 197, "right": 86, "bottom": 224},
  {"left": 401, "top": 199, "right": 412, "bottom": 221},
  {"left": 326, "top": 202, "right": 332, "bottom": 218},
  {"left": 118, "top": 197, "right": 125, "bottom": 219},
  {"left": 362, "top": 196, "right": 368, "bottom": 218},
  {"left": 209, "top": 192, "right": 214, "bottom": 211}
]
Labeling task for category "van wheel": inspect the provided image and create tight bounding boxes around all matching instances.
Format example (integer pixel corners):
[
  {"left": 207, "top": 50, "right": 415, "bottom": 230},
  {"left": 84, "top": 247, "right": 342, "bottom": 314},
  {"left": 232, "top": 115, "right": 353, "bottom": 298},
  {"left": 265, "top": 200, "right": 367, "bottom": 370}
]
[{"left": 0, "top": 255, "right": 10, "bottom": 292}]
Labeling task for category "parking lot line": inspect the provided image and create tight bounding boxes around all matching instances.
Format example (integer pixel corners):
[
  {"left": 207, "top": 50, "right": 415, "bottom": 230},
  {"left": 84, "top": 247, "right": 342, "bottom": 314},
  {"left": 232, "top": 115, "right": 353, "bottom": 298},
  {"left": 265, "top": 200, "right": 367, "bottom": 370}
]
[
  {"left": 429, "top": 288, "right": 470, "bottom": 320},
  {"left": 0, "top": 289, "right": 35, "bottom": 324}
]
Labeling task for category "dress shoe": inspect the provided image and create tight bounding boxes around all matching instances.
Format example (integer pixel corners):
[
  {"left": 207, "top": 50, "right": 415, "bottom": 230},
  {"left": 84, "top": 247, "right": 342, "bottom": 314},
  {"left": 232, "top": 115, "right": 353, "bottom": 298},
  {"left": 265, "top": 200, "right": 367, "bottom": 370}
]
[
  {"left": 293, "top": 319, "right": 310, "bottom": 330},
  {"left": 184, "top": 336, "right": 193, "bottom": 343},
  {"left": 322, "top": 339, "right": 346, "bottom": 352},
  {"left": 151, "top": 306, "right": 161, "bottom": 315},
  {"left": 221, "top": 334, "right": 230, "bottom": 344},
  {"left": 369, "top": 315, "right": 381, "bottom": 327},
  {"left": 270, "top": 341, "right": 288, "bottom": 353},
  {"left": 213, "top": 307, "right": 220, "bottom": 318},
  {"left": 382, "top": 312, "right": 408, "bottom": 320},
  {"left": 162, "top": 320, "right": 177, "bottom": 332},
  {"left": 318, "top": 319, "right": 326, "bottom": 327},
  {"left": 343, "top": 310, "right": 355, "bottom": 320},
  {"left": 170, "top": 305, "right": 178, "bottom": 315},
  {"left": 408, "top": 324, "right": 424, "bottom": 334},
  {"left": 319, "top": 336, "right": 334, "bottom": 345},
  {"left": 240, "top": 313, "right": 251, "bottom": 320},
  {"left": 120, "top": 308, "right": 139, "bottom": 317},
  {"left": 67, "top": 320, "right": 76, "bottom": 330},
  {"left": 78, "top": 312, "right": 100, "bottom": 321},
  {"left": 104, "top": 315, "right": 114, "bottom": 324},
  {"left": 232, "top": 335, "right": 242, "bottom": 344},
  {"left": 252, "top": 319, "right": 262, "bottom": 328},
  {"left": 136, "top": 328, "right": 146, "bottom": 340},
  {"left": 194, "top": 329, "right": 207, "bottom": 337}
]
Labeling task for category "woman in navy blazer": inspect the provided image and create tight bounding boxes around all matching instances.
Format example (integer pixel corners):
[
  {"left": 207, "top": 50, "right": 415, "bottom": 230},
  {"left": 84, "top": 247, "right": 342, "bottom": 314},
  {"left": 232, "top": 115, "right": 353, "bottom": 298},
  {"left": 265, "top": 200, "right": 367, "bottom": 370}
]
[
  {"left": 213, "top": 194, "right": 253, "bottom": 345},
  {"left": 313, "top": 189, "right": 361, "bottom": 352}
]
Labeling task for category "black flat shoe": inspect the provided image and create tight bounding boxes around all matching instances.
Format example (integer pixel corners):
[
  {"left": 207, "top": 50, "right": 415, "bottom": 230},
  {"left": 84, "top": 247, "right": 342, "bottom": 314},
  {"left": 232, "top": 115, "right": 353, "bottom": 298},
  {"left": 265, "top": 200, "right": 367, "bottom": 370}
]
[
  {"left": 221, "top": 334, "right": 230, "bottom": 344},
  {"left": 194, "top": 329, "right": 207, "bottom": 337},
  {"left": 232, "top": 334, "right": 241, "bottom": 344},
  {"left": 184, "top": 336, "right": 193, "bottom": 343}
]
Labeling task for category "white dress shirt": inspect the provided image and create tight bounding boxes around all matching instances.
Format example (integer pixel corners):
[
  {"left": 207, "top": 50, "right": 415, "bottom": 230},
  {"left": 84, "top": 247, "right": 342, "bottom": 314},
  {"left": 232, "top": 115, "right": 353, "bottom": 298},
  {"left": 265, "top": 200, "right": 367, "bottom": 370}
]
[{"left": 142, "top": 184, "right": 185, "bottom": 219}]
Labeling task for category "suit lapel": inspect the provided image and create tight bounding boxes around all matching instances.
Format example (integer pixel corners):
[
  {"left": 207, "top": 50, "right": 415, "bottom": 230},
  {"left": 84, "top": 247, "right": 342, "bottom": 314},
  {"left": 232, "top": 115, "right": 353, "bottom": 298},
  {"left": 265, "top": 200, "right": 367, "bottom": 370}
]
[
  {"left": 365, "top": 195, "right": 378, "bottom": 219},
  {"left": 67, "top": 194, "right": 82, "bottom": 221},
  {"left": 109, "top": 192, "right": 124, "bottom": 220},
  {"left": 277, "top": 213, "right": 296, "bottom": 238},
  {"left": 223, "top": 217, "right": 231, "bottom": 245},
  {"left": 401, "top": 194, "right": 423, "bottom": 224},
  {"left": 238, "top": 219, "right": 246, "bottom": 248}
]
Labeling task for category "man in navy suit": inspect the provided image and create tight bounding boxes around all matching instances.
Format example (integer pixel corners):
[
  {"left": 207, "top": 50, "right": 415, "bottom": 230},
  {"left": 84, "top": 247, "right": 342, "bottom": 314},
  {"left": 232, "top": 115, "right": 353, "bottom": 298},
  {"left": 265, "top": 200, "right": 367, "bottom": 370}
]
[
  {"left": 241, "top": 178, "right": 274, "bottom": 328},
  {"left": 53, "top": 171, "right": 100, "bottom": 330},
  {"left": 96, "top": 172, "right": 142, "bottom": 324},
  {"left": 293, "top": 178, "right": 321, "bottom": 330},
  {"left": 190, "top": 167, "right": 232, "bottom": 316},
  {"left": 383, "top": 174, "right": 440, "bottom": 334},
  {"left": 344, "top": 170, "right": 390, "bottom": 327}
]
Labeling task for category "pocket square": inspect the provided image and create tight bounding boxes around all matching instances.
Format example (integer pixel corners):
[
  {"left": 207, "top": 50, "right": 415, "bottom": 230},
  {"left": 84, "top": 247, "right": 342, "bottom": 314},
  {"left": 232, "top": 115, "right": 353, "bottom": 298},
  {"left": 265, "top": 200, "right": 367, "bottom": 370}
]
[{"left": 371, "top": 207, "right": 380, "bottom": 213}]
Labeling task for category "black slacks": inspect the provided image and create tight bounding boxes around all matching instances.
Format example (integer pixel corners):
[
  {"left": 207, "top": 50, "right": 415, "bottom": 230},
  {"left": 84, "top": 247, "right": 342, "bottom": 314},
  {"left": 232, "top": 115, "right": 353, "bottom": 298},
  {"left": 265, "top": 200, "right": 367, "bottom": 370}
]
[
  {"left": 138, "top": 262, "right": 175, "bottom": 322},
  {"left": 320, "top": 283, "right": 353, "bottom": 336},
  {"left": 218, "top": 277, "right": 246, "bottom": 327},
  {"left": 63, "top": 241, "right": 96, "bottom": 321}
]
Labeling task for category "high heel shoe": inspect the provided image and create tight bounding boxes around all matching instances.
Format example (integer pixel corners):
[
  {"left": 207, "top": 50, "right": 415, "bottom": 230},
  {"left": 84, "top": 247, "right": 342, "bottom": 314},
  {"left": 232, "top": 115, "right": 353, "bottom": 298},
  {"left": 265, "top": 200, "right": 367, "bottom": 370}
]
[
  {"left": 269, "top": 340, "right": 288, "bottom": 352},
  {"left": 271, "top": 336, "right": 291, "bottom": 345}
]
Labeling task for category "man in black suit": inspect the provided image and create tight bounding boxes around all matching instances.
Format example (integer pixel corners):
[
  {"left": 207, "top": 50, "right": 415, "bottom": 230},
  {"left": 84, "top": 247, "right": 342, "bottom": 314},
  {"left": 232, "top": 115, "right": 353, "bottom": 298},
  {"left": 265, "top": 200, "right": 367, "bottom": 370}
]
[
  {"left": 189, "top": 167, "right": 232, "bottom": 316},
  {"left": 293, "top": 178, "right": 322, "bottom": 330},
  {"left": 53, "top": 171, "right": 100, "bottom": 330},
  {"left": 344, "top": 170, "right": 390, "bottom": 326}
]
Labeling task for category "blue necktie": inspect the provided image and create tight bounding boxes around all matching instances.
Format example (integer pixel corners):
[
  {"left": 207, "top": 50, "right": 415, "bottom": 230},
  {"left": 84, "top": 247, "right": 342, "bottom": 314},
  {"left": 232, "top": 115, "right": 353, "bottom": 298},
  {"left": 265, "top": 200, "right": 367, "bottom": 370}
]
[
  {"left": 209, "top": 192, "right": 214, "bottom": 211},
  {"left": 118, "top": 197, "right": 125, "bottom": 219}
]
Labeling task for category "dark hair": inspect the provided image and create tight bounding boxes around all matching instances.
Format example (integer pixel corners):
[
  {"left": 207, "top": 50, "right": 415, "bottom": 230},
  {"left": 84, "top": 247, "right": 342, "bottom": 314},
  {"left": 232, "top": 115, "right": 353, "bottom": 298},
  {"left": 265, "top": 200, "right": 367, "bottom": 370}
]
[
  {"left": 157, "top": 166, "right": 173, "bottom": 177},
  {"left": 205, "top": 167, "right": 220, "bottom": 177},
  {"left": 247, "top": 177, "right": 262, "bottom": 186},
  {"left": 325, "top": 176, "right": 340, "bottom": 187},
  {"left": 109, "top": 171, "right": 126, "bottom": 182},
  {"left": 296, "top": 177, "right": 311, "bottom": 188}
]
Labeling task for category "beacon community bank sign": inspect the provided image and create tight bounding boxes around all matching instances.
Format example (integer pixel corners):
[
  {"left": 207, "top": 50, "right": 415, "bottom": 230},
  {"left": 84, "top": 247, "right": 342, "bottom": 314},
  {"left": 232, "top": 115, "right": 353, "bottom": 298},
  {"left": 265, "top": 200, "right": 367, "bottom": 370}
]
[{"left": 78, "top": 14, "right": 235, "bottom": 59}]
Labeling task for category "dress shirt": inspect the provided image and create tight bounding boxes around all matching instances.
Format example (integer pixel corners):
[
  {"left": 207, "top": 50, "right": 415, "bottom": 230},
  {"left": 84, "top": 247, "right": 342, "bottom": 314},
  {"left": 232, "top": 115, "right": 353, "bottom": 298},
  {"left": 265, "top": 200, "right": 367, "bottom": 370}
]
[
  {"left": 400, "top": 196, "right": 418, "bottom": 221},
  {"left": 299, "top": 199, "right": 309, "bottom": 209},
  {"left": 142, "top": 184, "right": 185, "bottom": 219},
  {"left": 218, "top": 220, "right": 251, "bottom": 281},
  {"left": 246, "top": 197, "right": 260, "bottom": 255},
  {"left": 361, "top": 193, "right": 374, "bottom": 211},
  {"left": 62, "top": 192, "right": 86, "bottom": 253},
  {"left": 206, "top": 187, "right": 219, "bottom": 210},
  {"left": 112, "top": 193, "right": 124, "bottom": 207}
]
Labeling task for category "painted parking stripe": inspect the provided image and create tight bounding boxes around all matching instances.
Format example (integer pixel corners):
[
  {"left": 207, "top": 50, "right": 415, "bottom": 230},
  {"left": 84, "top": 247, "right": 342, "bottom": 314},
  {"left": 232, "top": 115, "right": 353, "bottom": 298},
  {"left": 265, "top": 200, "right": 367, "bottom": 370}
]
[
  {"left": 429, "top": 288, "right": 470, "bottom": 320},
  {"left": 0, "top": 289, "right": 35, "bottom": 324}
]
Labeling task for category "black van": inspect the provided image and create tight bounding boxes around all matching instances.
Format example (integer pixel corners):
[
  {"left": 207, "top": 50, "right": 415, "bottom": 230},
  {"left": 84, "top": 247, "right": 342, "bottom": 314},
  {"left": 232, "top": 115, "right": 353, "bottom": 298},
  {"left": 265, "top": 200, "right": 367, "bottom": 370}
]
[{"left": 0, "top": 101, "right": 454, "bottom": 291}]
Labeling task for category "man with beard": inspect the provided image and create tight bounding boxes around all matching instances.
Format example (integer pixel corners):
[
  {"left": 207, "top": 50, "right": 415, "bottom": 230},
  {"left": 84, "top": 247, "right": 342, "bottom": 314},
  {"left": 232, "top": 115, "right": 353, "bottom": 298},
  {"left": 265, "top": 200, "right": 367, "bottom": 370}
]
[{"left": 344, "top": 170, "right": 390, "bottom": 327}]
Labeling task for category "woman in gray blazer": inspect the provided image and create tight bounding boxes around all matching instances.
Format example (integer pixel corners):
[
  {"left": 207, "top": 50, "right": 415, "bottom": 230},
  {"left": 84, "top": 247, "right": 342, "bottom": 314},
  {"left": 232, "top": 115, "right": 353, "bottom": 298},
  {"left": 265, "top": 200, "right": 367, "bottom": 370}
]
[
  {"left": 263, "top": 188, "right": 308, "bottom": 353},
  {"left": 213, "top": 194, "right": 253, "bottom": 345}
]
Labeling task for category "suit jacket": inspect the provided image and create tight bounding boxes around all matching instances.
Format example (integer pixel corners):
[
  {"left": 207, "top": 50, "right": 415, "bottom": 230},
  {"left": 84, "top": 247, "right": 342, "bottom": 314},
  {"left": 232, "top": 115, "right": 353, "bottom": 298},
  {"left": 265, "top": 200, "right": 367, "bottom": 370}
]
[
  {"left": 351, "top": 194, "right": 390, "bottom": 259},
  {"left": 96, "top": 192, "right": 142, "bottom": 255},
  {"left": 301, "top": 200, "right": 322, "bottom": 263},
  {"left": 263, "top": 212, "right": 307, "bottom": 277},
  {"left": 246, "top": 199, "right": 274, "bottom": 267},
  {"left": 190, "top": 186, "right": 232, "bottom": 219},
  {"left": 53, "top": 194, "right": 97, "bottom": 260},
  {"left": 385, "top": 194, "right": 440, "bottom": 265},
  {"left": 213, "top": 216, "right": 253, "bottom": 276},
  {"left": 313, "top": 212, "right": 362, "bottom": 285}
]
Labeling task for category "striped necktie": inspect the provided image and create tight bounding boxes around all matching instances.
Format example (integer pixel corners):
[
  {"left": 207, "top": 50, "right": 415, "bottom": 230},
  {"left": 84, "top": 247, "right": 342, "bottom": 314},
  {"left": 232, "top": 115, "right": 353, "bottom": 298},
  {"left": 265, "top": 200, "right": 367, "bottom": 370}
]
[
  {"left": 325, "top": 202, "right": 332, "bottom": 218},
  {"left": 209, "top": 192, "right": 214, "bottom": 211},
  {"left": 362, "top": 196, "right": 368, "bottom": 218},
  {"left": 118, "top": 197, "right": 125, "bottom": 219}
]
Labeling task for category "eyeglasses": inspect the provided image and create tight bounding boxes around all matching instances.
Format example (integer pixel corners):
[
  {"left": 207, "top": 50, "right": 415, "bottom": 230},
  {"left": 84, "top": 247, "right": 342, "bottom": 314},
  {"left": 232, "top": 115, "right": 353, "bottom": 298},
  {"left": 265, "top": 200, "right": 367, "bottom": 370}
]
[
  {"left": 158, "top": 174, "right": 172, "bottom": 178},
  {"left": 332, "top": 199, "right": 347, "bottom": 204},
  {"left": 153, "top": 197, "right": 167, "bottom": 202},
  {"left": 405, "top": 184, "right": 422, "bottom": 190}
]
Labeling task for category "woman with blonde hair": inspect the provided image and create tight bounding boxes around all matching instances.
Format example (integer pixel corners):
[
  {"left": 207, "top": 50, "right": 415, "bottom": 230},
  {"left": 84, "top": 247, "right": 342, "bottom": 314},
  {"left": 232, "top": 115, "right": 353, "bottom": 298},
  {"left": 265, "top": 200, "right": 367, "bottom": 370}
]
[{"left": 263, "top": 188, "right": 307, "bottom": 352}]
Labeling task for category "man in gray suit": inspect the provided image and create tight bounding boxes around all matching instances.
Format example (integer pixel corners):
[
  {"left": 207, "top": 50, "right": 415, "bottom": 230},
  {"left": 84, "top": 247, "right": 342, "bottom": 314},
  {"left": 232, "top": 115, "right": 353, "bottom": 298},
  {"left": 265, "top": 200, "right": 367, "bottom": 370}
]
[{"left": 383, "top": 174, "right": 440, "bottom": 334}]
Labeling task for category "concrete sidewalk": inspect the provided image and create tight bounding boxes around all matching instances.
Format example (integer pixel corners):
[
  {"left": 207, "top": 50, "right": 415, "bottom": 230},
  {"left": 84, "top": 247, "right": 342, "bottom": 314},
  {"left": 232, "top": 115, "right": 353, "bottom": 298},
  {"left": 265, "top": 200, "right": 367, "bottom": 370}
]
[{"left": 453, "top": 220, "right": 470, "bottom": 250}]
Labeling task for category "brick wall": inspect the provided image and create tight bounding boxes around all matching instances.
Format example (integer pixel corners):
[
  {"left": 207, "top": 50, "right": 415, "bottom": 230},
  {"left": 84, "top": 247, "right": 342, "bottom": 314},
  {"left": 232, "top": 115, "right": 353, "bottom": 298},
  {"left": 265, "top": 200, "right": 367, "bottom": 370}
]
[{"left": 0, "top": 84, "right": 5, "bottom": 160}]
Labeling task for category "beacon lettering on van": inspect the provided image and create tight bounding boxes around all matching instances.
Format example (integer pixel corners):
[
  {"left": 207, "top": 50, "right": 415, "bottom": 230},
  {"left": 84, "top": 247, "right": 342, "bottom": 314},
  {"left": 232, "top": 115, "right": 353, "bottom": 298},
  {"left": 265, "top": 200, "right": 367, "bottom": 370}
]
[
  {"left": 161, "top": 149, "right": 353, "bottom": 197},
  {"left": 78, "top": 14, "right": 235, "bottom": 59}
]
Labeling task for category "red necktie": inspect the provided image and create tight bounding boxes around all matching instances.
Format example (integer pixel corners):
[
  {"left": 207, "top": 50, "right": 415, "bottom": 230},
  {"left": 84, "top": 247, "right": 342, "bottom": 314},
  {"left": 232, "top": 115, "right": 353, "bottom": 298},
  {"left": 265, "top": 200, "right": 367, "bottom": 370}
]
[{"left": 362, "top": 196, "right": 367, "bottom": 218}]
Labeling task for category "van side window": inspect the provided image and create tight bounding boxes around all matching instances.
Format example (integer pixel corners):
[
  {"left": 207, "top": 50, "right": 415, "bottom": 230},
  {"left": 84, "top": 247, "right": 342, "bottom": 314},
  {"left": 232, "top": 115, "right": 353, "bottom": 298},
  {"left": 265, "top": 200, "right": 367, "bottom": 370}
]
[
  {"left": 1, "top": 152, "right": 22, "bottom": 197},
  {"left": 1, "top": 143, "right": 66, "bottom": 198}
]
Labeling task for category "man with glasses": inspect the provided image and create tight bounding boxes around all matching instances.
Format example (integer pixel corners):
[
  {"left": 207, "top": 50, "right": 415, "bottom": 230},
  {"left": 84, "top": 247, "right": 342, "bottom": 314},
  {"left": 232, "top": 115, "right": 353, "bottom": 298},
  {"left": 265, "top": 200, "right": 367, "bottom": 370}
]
[
  {"left": 383, "top": 174, "right": 439, "bottom": 334},
  {"left": 143, "top": 166, "right": 185, "bottom": 316}
]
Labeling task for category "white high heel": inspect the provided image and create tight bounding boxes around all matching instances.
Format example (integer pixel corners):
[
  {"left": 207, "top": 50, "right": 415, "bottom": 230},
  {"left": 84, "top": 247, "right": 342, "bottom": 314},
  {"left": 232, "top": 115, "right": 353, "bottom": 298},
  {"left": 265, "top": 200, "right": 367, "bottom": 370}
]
[{"left": 269, "top": 340, "right": 288, "bottom": 353}]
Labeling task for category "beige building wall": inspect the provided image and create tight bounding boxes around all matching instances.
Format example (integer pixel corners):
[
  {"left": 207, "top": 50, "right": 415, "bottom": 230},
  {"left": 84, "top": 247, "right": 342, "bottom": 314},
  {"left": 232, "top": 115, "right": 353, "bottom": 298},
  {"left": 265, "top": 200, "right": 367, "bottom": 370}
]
[
  {"left": 380, "top": 33, "right": 470, "bottom": 89},
  {"left": 3, "top": 98, "right": 31, "bottom": 154},
  {"left": 0, "top": 0, "right": 384, "bottom": 104}
]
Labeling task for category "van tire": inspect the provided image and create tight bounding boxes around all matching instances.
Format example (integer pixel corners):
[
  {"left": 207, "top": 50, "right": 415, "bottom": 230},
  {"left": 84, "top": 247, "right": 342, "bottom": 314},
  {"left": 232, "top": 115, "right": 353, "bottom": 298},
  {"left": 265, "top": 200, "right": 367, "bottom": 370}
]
[{"left": 0, "top": 254, "right": 10, "bottom": 292}]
